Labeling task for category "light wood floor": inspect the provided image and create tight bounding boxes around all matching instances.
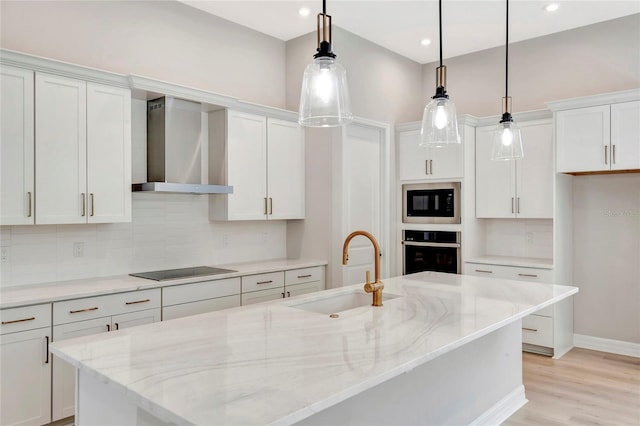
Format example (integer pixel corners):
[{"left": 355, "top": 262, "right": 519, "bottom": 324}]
[{"left": 505, "top": 348, "right": 640, "bottom": 426}]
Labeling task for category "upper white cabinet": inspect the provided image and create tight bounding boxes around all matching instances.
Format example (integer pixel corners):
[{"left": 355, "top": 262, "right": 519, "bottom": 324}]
[
  {"left": 1, "top": 66, "right": 35, "bottom": 225},
  {"left": 35, "top": 73, "right": 131, "bottom": 224},
  {"left": 476, "top": 119, "right": 553, "bottom": 219},
  {"left": 209, "top": 109, "right": 305, "bottom": 221},
  {"left": 555, "top": 98, "right": 640, "bottom": 173},
  {"left": 397, "top": 126, "right": 463, "bottom": 181}
]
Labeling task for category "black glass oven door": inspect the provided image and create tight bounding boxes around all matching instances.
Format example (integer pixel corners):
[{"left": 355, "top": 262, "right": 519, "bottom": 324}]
[{"left": 404, "top": 244, "right": 459, "bottom": 274}]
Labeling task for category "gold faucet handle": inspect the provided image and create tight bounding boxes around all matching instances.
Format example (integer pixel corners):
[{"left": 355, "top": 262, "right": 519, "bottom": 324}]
[
  {"left": 365, "top": 270, "right": 371, "bottom": 284},
  {"left": 364, "top": 281, "right": 384, "bottom": 293}
]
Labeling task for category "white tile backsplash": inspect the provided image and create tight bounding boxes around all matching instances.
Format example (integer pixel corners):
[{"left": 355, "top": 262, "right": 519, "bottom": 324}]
[
  {"left": 0, "top": 194, "right": 286, "bottom": 287},
  {"left": 484, "top": 218, "right": 553, "bottom": 259}
]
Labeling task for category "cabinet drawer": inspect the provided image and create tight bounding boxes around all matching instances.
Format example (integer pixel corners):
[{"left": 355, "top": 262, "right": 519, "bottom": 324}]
[
  {"left": 0, "top": 304, "right": 51, "bottom": 335},
  {"left": 241, "top": 271, "right": 284, "bottom": 293},
  {"left": 162, "top": 295, "right": 240, "bottom": 321},
  {"left": 522, "top": 315, "right": 553, "bottom": 347},
  {"left": 163, "top": 278, "right": 240, "bottom": 306},
  {"left": 285, "top": 267, "right": 323, "bottom": 286},
  {"left": 54, "top": 295, "right": 112, "bottom": 325},
  {"left": 241, "top": 287, "right": 284, "bottom": 306},
  {"left": 109, "top": 289, "right": 161, "bottom": 316},
  {"left": 465, "top": 263, "right": 554, "bottom": 283},
  {"left": 507, "top": 267, "right": 554, "bottom": 284}
]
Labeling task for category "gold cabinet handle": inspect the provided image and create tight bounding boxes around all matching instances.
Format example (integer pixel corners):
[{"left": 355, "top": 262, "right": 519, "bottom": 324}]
[
  {"left": 604, "top": 145, "right": 608, "bottom": 165},
  {"left": 425, "top": 160, "right": 429, "bottom": 175},
  {"left": 522, "top": 327, "right": 538, "bottom": 332},
  {"left": 511, "top": 197, "right": 515, "bottom": 214},
  {"left": 257, "top": 280, "right": 273, "bottom": 285},
  {"left": 90, "top": 193, "right": 95, "bottom": 217},
  {"left": 125, "top": 299, "right": 150, "bottom": 305},
  {"left": 612, "top": 144, "right": 616, "bottom": 164},
  {"left": 69, "top": 306, "right": 98, "bottom": 314},
  {"left": 475, "top": 269, "right": 493, "bottom": 274},
  {"left": 27, "top": 192, "right": 32, "bottom": 217},
  {"left": 81, "top": 193, "right": 86, "bottom": 216},
  {"left": 430, "top": 159, "right": 433, "bottom": 175},
  {"left": 269, "top": 197, "right": 273, "bottom": 215},
  {"left": 297, "top": 274, "right": 312, "bottom": 278},
  {"left": 518, "top": 273, "right": 538, "bottom": 278},
  {"left": 1, "top": 316, "right": 35, "bottom": 325},
  {"left": 517, "top": 197, "right": 521, "bottom": 214},
  {"left": 264, "top": 197, "right": 268, "bottom": 215}
]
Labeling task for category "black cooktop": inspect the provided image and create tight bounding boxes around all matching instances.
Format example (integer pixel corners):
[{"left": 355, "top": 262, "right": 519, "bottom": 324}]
[{"left": 130, "top": 266, "right": 237, "bottom": 281}]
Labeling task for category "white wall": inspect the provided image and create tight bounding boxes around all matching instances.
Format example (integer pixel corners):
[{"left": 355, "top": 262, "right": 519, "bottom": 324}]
[
  {"left": 572, "top": 175, "right": 640, "bottom": 344},
  {"left": 422, "top": 14, "right": 640, "bottom": 117}
]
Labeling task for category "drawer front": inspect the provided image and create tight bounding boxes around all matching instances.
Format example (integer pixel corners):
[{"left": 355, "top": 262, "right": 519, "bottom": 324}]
[
  {"left": 0, "top": 304, "right": 51, "bottom": 334},
  {"left": 285, "top": 267, "right": 323, "bottom": 286},
  {"left": 241, "top": 271, "right": 284, "bottom": 293},
  {"left": 507, "top": 267, "right": 554, "bottom": 284},
  {"left": 110, "top": 289, "right": 161, "bottom": 316},
  {"left": 163, "top": 278, "right": 240, "bottom": 306},
  {"left": 54, "top": 295, "right": 113, "bottom": 325},
  {"left": 464, "top": 263, "right": 508, "bottom": 279},
  {"left": 465, "top": 263, "right": 554, "bottom": 283},
  {"left": 162, "top": 295, "right": 241, "bottom": 321},
  {"left": 522, "top": 315, "right": 553, "bottom": 347},
  {"left": 241, "top": 287, "right": 284, "bottom": 306}
]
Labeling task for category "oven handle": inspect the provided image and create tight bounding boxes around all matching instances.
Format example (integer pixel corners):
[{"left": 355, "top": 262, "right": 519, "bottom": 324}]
[{"left": 402, "top": 241, "right": 461, "bottom": 248}]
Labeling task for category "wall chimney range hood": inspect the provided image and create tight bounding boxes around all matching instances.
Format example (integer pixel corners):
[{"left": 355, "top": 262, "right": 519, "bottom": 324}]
[{"left": 132, "top": 97, "right": 233, "bottom": 195}]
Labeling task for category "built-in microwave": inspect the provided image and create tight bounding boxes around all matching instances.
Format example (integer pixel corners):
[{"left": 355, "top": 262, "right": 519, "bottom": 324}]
[{"left": 402, "top": 182, "right": 461, "bottom": 224}]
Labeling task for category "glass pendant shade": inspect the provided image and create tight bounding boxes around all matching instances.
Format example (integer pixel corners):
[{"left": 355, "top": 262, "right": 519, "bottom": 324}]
[
  {"left": 420, "top": 95, "right": 461, "bottom": 147},
  {"left": 492, "top": 118, "right": 523, "bottom": 160},
  {"left": 299, "top": 56, "right": 353, "bottom": 127}
]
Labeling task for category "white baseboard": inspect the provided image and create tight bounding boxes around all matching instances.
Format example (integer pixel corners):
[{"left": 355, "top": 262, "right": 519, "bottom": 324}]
[
  {"left": 471, "top": 385, "right": 527, "bottom": 426},
  {"left": 574, "top": 334, "right": 640, "bottom": 358}
]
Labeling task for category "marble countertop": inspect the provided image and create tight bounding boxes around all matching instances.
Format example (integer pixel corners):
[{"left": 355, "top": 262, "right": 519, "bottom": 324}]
[
  {"left": 50, "top": 271, "right": 578, "bottom": 426},
  {"left": 0, "top": 259, "right": 327, "bottom": 309},
  {"left": 465, "top": 256, "right": 554, "bottom": 269}
]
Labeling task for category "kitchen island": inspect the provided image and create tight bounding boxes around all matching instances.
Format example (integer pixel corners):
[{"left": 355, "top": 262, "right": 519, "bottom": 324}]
[{"left": 50, "top": 271, "right": 578, "bottom": 425}]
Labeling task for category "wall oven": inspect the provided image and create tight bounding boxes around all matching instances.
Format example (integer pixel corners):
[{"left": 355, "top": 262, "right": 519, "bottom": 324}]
[
  {"left": 402, "top": 230, "right": 461, "bottom": 275},
  {"left": 402, "top": 182, "right": 461, "bottom": 224}
]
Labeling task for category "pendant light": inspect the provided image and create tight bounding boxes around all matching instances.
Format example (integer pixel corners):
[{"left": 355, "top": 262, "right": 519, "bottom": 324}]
[
  {"left": 420, "top": 0, "right": 460, "bottom": 147},
  {"left": 491, "top": 0, "right": 524, "bottom": 160},
  {"left": 298, "top": 0, "right": 353, "bottom": 127}
]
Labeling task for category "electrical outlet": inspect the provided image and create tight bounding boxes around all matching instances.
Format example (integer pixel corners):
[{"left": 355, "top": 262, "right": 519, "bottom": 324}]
[
  {"left": 526, "top": 232, "right": 534, "bottom": 244},
  {"left": 0, "top": 247, "right": 9, "bottom": 263},
  {"left": 222, "top": 234, "right": 228, "bottom": 248},
  {"left": 73, "top": 242, "right": 84, "bottom": 258}
]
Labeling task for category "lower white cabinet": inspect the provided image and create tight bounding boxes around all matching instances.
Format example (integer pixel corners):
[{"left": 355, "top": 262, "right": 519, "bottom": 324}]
[
  {"left": 162, "top": 278, "right": 241, "bottom": 321},
  {"left": 51, "top": 289, "right": 161, "bottom": 421},
  {"left": 0, "top": 304, "right": 51, "bottom": 426},
  {"left": 241, "top": 267, "right": 325, "bottom": 306},
  {"left": 464, "top": 261, "right": 573, "bottom": 358}
]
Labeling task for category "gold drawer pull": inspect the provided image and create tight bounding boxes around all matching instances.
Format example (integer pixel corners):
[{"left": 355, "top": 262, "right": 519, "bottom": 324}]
[
  {"left": 125, "top": 299, "right": 150, "bottom": 305},
  {"left": 518, "top": 273, "right": 538, "bottom": 278},
  {"left": 257, "top": 280, "right": 273, "bottom": 285},
  {"left": 70, "top": 307, "right": 98, "bottom": 314},
  {"left": 475, "top": 269, "right": 493, "bottom": 273},
  {"left": 2, "top": 316, "right": 35, "bottom": 325},
  {"left": 522, "top": 327, "right": 538, "bottom": 332},
  {"left": 297, "top": 274, "right": 312, "bottom": 278}
]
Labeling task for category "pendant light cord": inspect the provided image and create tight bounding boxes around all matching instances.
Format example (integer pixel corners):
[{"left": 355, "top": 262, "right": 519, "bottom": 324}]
[
  {"left": 505, "top": 0, "right": 509, "bottom": 101},
  {"left": 439, "top": 0, "right": 443, "bottom": 68},
  {"left": 323, "top": 0, "right": 326, "bottom": 15}
]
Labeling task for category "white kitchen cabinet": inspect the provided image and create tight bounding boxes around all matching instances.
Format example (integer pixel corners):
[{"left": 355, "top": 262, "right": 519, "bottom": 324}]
[
  {"left": 209, "top": 109, "right": 305, "bottom": 221},
  {"left": 241, "top": 267, "right": 325, "bottom": 305},
  {"left": 162, "top": 277, "right": 241, "bottom": 321},
  {"left": 464, "top": 261, "right": 573, "bottom": 358},
  {"left": 0, "top": 304, "right": 51, "bottom": 426},
  {"left": 35, "top": 72, "right": 131, "bottom": 224},
  {"left": 476, "top": 119, "right": 553, "bottom": 218},
  {"left": 0, "top": 65, "right": 35, "bottom": 225},
  {"left": 556, "top": 100, "right": 640, "bottom": 173},
  {"left": 397, "top": 127, "right": 462, "bottom": 181},
  {"left": 51, "top": 289, "right": 160, "bottom": 421}
]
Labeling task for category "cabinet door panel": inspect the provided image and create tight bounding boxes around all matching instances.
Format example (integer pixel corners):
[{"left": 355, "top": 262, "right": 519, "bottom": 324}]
[
  {"left": 226, "top": 110, "right": 267, "bottom": 220},
  {"left": 241, "top": 287, "right": 284, "bottom": 306},
  {"left": 610, "top": 100, "right": 640, "bottom": 170},
  {"left": 35, "top": 73, "right": 87, "bottom": 224},
  {"left": 516, "top": 121, "right": 553, "bottom": 218},
  {"left": 285, "top": 281, "right": 324, "bottom": 298},
  {"left": 397, "top": 130, "right": 428, "bottom": 180},
  {"left": 87, "top": 83, "right": 131, "bottom": 223},
  {"left": 475, "top": 126, "right": 516, "bottom": 218},
  {"left": 0, "top": 328, "right": 51, "bottom": 426},
  {"left": 556, "top": 105, "right": 610, "bottom": 173},
  {"left": 1, "top": 66, "right": 35, "bottom": 225},
  {"left": 267, "top": 118, "right": 305, "bottom": 219},
  {"left": 428, "top": 145, "right": 463, "bottom": 179},
  {"left": 111, "top": 308, "right": 160, "bottom": 330}
]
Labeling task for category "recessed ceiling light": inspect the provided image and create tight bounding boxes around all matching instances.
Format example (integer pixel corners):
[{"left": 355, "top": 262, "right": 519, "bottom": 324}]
[
  {"left": 299, "top": 7, "right": 311, "bottom": 17},
  {"left": 544, "top": 3, "right": 559, "bottom": 12},
  {"left": 421, "top": 38, "right": 432, "bottom": 47}
]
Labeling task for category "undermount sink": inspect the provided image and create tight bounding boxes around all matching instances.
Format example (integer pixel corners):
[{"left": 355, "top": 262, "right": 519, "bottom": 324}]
[{"left": 290, "top": 290, "right": 401, "bottom": 315}]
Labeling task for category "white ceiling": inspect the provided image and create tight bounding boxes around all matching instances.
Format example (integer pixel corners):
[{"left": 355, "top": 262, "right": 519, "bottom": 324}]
[{"left": 179, "top": 0, "right": 640, "bottom": 64}]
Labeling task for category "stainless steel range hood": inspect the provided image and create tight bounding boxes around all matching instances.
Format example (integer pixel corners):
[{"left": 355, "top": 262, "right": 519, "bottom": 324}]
[{"left": 132, "top": 97, "right": 233, "bottom": 195}]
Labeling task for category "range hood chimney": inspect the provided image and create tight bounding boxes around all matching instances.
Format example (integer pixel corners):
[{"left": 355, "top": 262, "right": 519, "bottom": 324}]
[{"left": 132, "top": 97, "right": 233, "bottom": 195}]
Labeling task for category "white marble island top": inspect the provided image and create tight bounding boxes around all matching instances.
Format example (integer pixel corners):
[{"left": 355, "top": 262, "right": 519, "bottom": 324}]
[{"left": 50, "top": 272, "right": 578, "bottom": 426}]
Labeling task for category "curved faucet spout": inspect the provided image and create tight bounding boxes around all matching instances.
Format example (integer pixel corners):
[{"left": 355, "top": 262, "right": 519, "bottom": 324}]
[{"left": 342, "top": 230, "right": 384, "bottom": 306}]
